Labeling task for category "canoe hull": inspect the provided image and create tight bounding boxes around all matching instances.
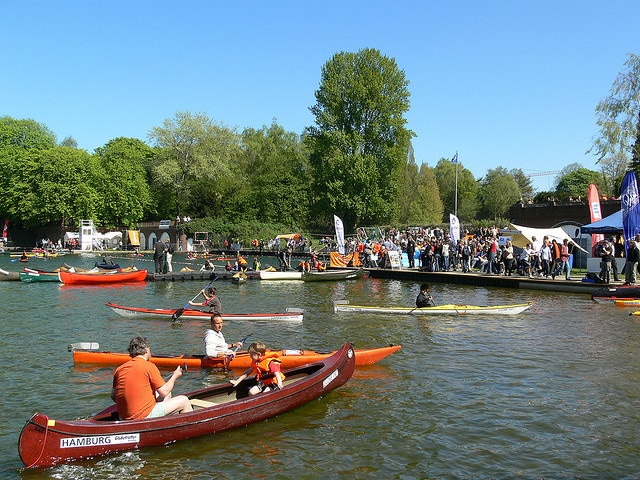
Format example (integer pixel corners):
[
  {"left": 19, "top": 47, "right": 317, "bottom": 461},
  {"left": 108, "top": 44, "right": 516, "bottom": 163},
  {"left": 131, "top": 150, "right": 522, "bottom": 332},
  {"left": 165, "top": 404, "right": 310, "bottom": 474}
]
[
  {"left": 70, "top": 343, "right": 400, "bottom": 369},
  {"left": 59, "top": 269, "right": 147, "bottom": 285},
  {"left": 19, "top": 344, "right": 355, "bottom": 468},
  {"left": 259, "top": 270, "right": 303, "bottom": 280},
  {"left": 106, "top": 302, "right": 304, "bottom": 322},
  {"left": 333, "top": 300, "right": 533, "bottom": 315},
  {"left": 592, "top": 285, "right": 640, "bottom": 303},
  {"left": 302, "top": 268, "right": 364, "bottom": 282},
  {"left": 19, "top": 272, "right": 61, "bottom": 283}
]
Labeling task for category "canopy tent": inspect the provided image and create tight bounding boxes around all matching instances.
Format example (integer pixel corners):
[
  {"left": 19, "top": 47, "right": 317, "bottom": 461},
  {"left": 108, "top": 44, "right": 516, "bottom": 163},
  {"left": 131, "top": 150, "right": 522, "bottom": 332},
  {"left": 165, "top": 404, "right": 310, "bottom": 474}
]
[
  {"left": 507, "top": 223, "right": 589, "bottom": 254},
  {"left": 579, "top": 210, "right": 622, "bottom": 235}
]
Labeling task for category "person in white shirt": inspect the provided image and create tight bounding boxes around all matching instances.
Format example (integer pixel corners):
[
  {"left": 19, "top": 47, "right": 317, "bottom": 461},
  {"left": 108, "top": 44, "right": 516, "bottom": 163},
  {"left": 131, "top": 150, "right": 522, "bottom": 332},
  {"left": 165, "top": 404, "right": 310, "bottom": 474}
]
[{"left": 204, "top": 314, "right": 242, "bottom": 357}]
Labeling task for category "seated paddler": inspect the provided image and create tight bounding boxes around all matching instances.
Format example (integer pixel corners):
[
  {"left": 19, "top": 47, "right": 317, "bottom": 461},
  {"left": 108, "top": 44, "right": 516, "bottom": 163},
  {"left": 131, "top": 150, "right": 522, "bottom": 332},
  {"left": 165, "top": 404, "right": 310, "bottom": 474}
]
[
  {"left": 416, "top": 283, "right": 435, "bottom": 308},
  {"left": 230, "top": 341, "right": 285, "bottom": 398}
]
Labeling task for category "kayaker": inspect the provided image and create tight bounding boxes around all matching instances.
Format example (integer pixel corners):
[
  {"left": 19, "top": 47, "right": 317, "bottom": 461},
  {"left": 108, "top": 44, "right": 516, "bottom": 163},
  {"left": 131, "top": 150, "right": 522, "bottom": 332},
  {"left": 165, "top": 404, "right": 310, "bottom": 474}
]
[
  {"left": 230, "top": 341, "right": 285, "bottom": 398},
  {"left": 189, "top": 286, "right": 222, "bottom": 315},
  {"left": 111, "top": 336, "right": 192, "bottom": 420},
  {"left": 204, "top": 314, "right": 243, "bottom": 357},
  {"left": 416, "top": 284, "right": 435, "bottom": 307}
]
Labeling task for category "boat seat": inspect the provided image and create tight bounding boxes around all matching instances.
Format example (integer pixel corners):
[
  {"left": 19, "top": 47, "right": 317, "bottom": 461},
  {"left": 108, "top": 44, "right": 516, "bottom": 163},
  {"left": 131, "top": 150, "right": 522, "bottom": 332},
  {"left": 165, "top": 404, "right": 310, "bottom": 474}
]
[{"left": 190, "top": 398, "right": 218, "bottom": 409}]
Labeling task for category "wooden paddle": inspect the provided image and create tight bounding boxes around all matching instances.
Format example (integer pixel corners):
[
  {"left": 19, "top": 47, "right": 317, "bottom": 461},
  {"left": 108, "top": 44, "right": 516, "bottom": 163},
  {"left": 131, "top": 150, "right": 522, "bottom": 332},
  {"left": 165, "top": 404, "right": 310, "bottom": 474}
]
[{"left": 171, "top": 278, "right": 217, "bottom": 322}]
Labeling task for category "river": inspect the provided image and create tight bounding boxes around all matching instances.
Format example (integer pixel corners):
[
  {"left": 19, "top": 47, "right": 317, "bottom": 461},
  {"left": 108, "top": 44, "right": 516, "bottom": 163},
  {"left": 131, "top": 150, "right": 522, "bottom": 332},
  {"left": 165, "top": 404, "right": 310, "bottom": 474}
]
[{"left": 1, "top": 252, "right": 639, "bottom": 479}]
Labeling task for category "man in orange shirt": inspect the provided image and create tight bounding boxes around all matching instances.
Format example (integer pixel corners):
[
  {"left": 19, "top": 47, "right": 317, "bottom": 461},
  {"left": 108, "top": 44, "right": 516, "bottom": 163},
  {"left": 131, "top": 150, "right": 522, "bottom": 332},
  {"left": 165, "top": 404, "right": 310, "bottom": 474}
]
[{"left": 111, "top": 336, "right": 193, "bottom": 420}]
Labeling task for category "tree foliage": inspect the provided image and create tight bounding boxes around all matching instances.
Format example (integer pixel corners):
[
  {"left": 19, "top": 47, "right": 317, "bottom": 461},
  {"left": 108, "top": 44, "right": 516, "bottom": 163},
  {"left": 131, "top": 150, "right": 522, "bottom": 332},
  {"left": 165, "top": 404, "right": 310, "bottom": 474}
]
[
  {"left": 148, "top": 111, "right": 239, "bottom": 218},
  {"left": 555, "top": 167, "right": 604, "bottom": 200},
  {"left": 306, "top": 48, "right": 413, "bottom": 231},
  {"left": 478, "top": 167, "right": 521, "bottom": 221},
  {"left": 433, "top": 159, "right": 479, "bottom": 222},
  {"left": 0, "top": 116, "right": 56, "bottom": 150},
  {"left": 94, "top": 137, "right": 156, "bottom": 228}
]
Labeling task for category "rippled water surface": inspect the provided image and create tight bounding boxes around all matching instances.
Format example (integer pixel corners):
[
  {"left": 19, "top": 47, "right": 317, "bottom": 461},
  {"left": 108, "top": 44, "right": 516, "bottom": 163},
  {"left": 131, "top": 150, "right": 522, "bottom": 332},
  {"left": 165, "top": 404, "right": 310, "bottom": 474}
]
[{"left": 2, "top": 252, "right": 640, "bottom": 479}]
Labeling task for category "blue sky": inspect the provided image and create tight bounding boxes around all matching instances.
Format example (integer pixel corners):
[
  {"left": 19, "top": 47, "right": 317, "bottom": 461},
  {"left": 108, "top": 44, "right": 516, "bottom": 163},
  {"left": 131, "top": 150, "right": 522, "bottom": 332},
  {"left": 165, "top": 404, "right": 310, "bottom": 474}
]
[{"left": 3, "top": 1, "right": 639, "bottom": 193}]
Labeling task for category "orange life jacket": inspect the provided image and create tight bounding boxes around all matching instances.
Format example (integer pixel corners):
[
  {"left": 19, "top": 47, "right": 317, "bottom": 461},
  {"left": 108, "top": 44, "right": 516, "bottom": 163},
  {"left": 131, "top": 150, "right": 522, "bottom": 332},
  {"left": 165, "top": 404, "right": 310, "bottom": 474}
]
[{"left": 251, "top": 354, "right": 285, "bottom": 385}]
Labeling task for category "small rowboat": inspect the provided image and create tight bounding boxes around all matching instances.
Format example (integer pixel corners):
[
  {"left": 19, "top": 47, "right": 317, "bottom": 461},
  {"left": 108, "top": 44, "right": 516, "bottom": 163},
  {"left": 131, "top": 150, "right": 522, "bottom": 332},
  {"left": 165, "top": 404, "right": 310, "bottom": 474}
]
[
  {"left": 19, "top": 343, "right": 355, "bottom": 468},
  {"left": 59, "top": 269, "right": 148, "bottom": 285},
  {"left": 592, "top": 285, "right": 640, "bottom": 303},
  {"left": 68, "top": 341, "right": 400, "bottom": 369},
  {"left": 301, "top": 268, "right": 364, "bottom": 282},
  {"left": 19, "top": 270, "right": 61, "bottom": 283},
  {"left": 333, "top": 300, "right": 533, "bottom": 315},
  {"left": 259, "top": 270, "right": 303, "bottom": 280},
  {"left": 232, "top": 272, "right": 247, "bottom": 284},
  {"left": 106, "top": 302, "right": 305, "bottom": 322}
]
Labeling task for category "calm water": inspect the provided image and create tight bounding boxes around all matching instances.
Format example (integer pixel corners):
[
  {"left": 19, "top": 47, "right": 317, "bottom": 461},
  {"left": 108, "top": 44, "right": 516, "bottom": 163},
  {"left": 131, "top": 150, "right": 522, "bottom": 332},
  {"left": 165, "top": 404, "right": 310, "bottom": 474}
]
[{"left": 1, "top": 252, "right": 640, "bottom": 479}]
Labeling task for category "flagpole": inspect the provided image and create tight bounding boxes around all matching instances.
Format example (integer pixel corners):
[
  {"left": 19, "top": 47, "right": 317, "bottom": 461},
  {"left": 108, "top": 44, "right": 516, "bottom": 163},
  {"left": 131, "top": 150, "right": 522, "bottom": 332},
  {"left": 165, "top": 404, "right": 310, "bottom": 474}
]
[{"left": 454, "top": 150, "right": 458, "bottom": 218}]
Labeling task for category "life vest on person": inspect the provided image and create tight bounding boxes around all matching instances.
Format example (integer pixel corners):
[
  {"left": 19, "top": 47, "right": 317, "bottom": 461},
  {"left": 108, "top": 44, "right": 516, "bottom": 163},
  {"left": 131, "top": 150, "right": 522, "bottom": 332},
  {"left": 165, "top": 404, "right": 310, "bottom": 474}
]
[{"left": 251, "top": 354, "right": 285, "bottom": 385}]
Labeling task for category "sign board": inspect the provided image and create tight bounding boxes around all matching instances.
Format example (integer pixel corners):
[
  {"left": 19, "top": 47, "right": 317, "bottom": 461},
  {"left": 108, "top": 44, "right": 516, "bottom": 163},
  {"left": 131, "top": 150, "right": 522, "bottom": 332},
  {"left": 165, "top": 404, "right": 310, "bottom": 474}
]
[
  {"left": 159, "top": 220, "right": 171, "bottom": 229},
  {"left": 194, "top": 232, "right": 209, "bottom": 242},
  {"left": 387, "top": 250, "right": 401, "bottom": 269}
]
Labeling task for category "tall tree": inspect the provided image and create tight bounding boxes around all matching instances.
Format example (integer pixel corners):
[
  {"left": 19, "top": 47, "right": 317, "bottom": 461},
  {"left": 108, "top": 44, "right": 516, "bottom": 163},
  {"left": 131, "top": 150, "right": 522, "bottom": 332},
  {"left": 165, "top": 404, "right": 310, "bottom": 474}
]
[
  {"left": 478, "top": 167, "right": 520, "bottom": 221},
  {"left": 94, "top": 137, "right": 156, "bottom": 228},
  {"left": 510, "top": 168, "right": 534, "bottom": 200},
  {"left": 589, "top": 53, "right": 640, "bottom": 179},
  {"left": 433, "top": 158, "right": 479, "bottom": 222},
  {"left": 148, "top": 112, "right": 238, "bottom": 218},
  {"left": 555, "top": 167, "right": 605, "bottom": 200},
  {"left": 305, "top": 48, "right": 413, "bottom": 231},
  {"left": 228, "top": 122, "right": 310, "bottom": 227}
]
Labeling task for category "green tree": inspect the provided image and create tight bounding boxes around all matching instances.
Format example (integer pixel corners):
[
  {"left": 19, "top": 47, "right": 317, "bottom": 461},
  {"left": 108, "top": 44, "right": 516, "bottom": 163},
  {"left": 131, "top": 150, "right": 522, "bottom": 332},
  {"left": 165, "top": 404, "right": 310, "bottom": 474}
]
[
  {"left": 148, "top": 111, "right": 239, "bottom": 218},
  {"left": 398, "top": 162, "right": 444, "bottom": 225},
  {"left": 305, "top": 48, "right": 413, "bottom": 231},
  {"left": 0, "top": 116, "right": 57, "bottom": 150},
  {"left": 94, "top": 137, "right": 156, "bottom": 228},
  {"left": 227, "top": 122, "right": 310, "bottom": 226},
  {"left": 478, "top": 167, "right": 520, "bottom": 221},
  {"left": 7, "top": 147, "right": 101, "bottom": 228},
  {"left": 555, "top": 167, "right": 604, "bottom": 200},
  {"left": 510, "top": 168, "right": 534, "bottom": 200},
  {"left": 589, "top": 53, "right": 640, "bottom": 181},
  {"left": 433, "top": 158, "right": 479, "bottom": 222}
]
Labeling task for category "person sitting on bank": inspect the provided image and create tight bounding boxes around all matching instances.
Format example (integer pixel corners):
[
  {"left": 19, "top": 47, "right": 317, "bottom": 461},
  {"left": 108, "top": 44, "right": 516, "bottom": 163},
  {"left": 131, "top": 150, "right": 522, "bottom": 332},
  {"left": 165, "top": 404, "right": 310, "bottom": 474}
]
[
  {"left": 190, "top": 286, "right": 222, "bottom": 315},
  {"left": 416, "top": 284, "right": 435, "bottom": 307},
  {"left": 230, "top": 342, "right": 285, "bottom": 398},
  {"left": 111, "top": 336, "right": 193, "bottom": 420}
]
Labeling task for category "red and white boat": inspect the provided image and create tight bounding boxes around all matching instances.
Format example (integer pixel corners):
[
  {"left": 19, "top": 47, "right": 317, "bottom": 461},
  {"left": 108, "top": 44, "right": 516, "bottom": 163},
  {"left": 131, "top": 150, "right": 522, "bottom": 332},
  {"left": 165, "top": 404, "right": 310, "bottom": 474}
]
[{"left": 106, "top": 302, "right": 304, "bottom": 322}]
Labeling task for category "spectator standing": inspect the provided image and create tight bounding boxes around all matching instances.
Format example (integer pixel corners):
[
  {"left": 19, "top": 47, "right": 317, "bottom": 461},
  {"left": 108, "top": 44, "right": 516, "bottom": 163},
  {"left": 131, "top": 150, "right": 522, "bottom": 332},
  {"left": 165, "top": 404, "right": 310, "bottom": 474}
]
[{"left": 624, "top": 239, "right": 640, "bottom": 285}]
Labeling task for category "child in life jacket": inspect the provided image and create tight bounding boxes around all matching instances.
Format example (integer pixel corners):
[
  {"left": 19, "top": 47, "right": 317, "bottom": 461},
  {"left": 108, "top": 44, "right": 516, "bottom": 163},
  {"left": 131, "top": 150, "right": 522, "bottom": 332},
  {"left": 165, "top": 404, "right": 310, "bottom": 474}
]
[{"left": 230, "top": 342, "right": 285, "bottom": 398}]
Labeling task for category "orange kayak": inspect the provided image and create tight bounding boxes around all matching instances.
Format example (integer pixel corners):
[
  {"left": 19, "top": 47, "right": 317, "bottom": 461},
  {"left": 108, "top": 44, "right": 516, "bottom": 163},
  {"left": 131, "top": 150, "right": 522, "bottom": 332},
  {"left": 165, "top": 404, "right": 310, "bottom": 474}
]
[{"left": 69, "top": 343, "right": 401, "bottom": 370}]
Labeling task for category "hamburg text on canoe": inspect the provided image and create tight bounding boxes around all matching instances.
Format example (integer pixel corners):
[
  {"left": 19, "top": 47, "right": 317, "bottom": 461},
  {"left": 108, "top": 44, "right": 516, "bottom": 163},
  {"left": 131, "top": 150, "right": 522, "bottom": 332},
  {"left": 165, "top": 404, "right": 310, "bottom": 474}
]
[{"left": 61, "top": 433, "right": 140, "bottom": 448}]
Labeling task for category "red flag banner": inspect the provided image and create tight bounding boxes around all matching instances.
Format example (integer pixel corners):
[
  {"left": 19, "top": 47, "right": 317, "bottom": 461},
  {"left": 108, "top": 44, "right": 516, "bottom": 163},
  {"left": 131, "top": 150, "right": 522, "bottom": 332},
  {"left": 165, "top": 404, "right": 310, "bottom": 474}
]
[
  {"left": 2, "top": 220, "right": 8, "bottom": 239},
  {"left": 330, "top": 251, "right": 362, "bottom": 267}
]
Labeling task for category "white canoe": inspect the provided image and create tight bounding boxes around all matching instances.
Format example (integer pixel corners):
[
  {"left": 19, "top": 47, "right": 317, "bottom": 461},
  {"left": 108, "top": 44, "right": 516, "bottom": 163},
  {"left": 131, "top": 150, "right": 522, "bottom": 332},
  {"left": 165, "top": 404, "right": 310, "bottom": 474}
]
[
  {"left": 259, "top": 270, "right": 303, "bottom": 280},
  {"left": 333, "top": 300, "right": 533, "bottom": 315}
]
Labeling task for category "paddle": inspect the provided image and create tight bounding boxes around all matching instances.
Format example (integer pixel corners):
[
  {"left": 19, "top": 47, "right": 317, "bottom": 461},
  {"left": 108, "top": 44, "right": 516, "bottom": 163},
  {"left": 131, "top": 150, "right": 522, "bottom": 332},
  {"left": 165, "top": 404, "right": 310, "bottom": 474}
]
[
  {"left": 223, "top": 333, "right": 253, "bottom": 369},
  {"left": 171, "top": 278, "right": 217, "bottom": 322}
]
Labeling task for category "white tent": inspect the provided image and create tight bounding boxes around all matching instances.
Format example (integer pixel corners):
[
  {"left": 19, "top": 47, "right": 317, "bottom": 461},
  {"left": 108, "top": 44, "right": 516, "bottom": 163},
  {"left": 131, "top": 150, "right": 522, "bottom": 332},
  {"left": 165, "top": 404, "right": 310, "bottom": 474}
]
[{"left": 507, "top": 223, "right": 588, "bottom": 254}]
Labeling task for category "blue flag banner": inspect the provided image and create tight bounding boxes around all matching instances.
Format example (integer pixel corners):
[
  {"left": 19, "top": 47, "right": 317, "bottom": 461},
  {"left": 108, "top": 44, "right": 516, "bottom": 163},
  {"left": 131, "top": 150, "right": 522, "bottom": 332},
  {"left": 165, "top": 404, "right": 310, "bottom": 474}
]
[
  {"left": 451, "top": 153, "right": 458, "bottom": 163},
  {"left": 621, "top": 171, "right": 640, "bottom": 251}
]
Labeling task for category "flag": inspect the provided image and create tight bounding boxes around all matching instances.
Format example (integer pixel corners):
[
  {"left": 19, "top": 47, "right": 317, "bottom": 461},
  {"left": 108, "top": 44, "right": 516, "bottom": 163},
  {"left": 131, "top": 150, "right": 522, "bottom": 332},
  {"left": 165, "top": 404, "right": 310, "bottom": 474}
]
[
  {"left": 449, "top": 214, "right": 460, "bottom": 246},
  {"left": 621, "top": 171, "right": 640, "bottom": 256},
  {"left": 2, "top": 220, "right": 7, "bottom": 239},
  {"left": 451, "top": 152, "right": 458, "bottom": 163},
  {"left": 587, "top": 184, "right": 604, "bottom": 255},
  {"left": 334, "top": 215, "right": 345, "bottom": 255}
]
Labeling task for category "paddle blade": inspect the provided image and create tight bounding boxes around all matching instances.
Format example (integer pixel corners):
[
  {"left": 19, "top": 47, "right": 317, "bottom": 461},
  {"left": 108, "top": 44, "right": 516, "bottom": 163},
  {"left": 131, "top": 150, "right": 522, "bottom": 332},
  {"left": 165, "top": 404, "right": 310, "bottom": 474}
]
[{"left": 171, "top": 308, "right": 185, "bottom": 322}]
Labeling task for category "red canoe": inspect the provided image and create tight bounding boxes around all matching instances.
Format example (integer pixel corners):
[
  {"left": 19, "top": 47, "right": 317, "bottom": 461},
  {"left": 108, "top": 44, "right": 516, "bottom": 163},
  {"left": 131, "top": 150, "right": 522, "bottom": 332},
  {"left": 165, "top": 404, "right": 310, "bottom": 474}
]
[
  {"left": 19, "top": 343, "right": 355, "bottom": 468},
  {"left": 106, "top": 302, "right": 305, "bottom": 322},
  {"left": 59, "top": 269, "right": 148, "bottom": 285},
  {"left": 68, "top": 342, "right": 401, "bottom": 370}
]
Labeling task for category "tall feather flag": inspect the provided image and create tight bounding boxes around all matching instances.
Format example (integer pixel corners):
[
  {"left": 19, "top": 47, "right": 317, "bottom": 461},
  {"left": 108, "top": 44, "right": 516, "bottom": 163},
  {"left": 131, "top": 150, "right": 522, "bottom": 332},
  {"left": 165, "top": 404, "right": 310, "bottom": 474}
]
[
  {"left": 449, "top": 213, "right": 460, "bottom": 246},
  {"left": 334, "top": 215, "right": 345, "bottom": 255},
  {"left": 621, "top": 171, "right": 640, "bottom": 256},
  {"left": 2, "top": 220, "right": 7, "bottom": 239},
  {"left": 587, "top": 184, "right": 604, "bottom": 255}
]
